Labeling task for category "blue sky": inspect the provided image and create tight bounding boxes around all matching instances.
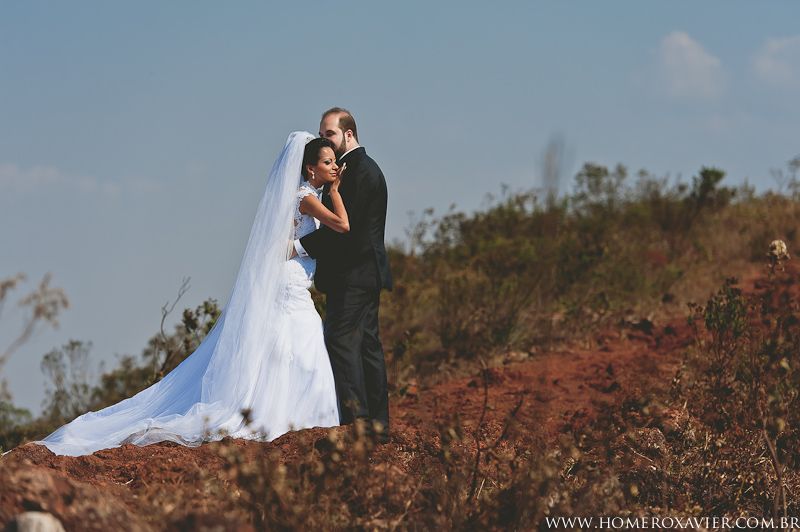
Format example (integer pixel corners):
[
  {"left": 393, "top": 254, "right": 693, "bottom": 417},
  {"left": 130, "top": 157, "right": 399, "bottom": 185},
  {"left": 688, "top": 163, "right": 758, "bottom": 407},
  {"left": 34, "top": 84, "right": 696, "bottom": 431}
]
[{"left": 2, "top": 1, "right": 799, "bottom": 414}]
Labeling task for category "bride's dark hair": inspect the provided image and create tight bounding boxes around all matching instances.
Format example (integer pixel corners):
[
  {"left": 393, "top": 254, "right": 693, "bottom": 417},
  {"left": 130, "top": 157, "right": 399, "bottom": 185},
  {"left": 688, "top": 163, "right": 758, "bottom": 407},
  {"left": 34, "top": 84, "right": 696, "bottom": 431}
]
[{"left": 301, "top": 138, "right": 336, "bottom": 180}]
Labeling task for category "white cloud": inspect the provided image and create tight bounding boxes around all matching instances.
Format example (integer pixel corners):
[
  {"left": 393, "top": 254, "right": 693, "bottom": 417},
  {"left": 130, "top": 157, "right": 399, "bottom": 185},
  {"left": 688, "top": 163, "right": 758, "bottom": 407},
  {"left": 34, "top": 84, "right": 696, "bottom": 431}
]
[
  {"left": 0, "top": 164, "right": 64, "bottom": 188},
  {"left": 753, "top": 35, "right": 800, "bottom": 88},
  {"left": 0, "top": 163, "right": 120, "bottom": 196},
  {"left": 0, "top": 163, "right": 161, "bottom": 197},
  {"left": 659, "top": 31, "right": 725, "bottom": 100}
]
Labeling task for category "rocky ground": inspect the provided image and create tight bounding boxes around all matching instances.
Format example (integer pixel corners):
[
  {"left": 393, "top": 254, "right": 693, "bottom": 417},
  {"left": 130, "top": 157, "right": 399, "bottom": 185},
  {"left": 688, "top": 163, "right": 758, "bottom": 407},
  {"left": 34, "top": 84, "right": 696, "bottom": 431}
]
[
  {"left": 0, "top": 284, "right": 716, "bottom": 530},
  {"left": 0, "top": 324, "right": 694, "bottom": 530}
]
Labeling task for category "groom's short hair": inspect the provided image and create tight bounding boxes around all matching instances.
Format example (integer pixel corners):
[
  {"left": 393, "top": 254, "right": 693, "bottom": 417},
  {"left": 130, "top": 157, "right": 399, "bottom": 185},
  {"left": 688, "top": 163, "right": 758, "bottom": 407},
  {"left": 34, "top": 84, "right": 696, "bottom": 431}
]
[{"left": 322, "top": 107, "right": 359, "bottom": 142}]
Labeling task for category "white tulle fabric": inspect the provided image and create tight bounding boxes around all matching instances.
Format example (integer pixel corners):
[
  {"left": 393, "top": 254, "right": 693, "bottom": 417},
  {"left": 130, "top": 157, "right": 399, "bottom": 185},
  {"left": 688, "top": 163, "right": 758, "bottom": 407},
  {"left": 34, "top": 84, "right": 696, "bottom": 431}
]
[{"left": 35, "top": 131, "right": 339, "bottom": 456}]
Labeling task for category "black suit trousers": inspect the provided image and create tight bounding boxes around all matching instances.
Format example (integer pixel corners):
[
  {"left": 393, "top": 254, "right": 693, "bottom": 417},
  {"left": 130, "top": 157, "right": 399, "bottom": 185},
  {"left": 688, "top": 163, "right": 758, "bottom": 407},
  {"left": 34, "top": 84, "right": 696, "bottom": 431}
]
[{"left": 323, "top": 285, "right": 389, "bottom": 429}]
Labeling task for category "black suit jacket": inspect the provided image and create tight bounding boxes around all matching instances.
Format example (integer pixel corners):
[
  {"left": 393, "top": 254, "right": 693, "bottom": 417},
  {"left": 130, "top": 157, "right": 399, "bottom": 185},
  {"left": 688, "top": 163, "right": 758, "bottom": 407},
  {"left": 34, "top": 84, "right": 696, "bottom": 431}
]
[{"left": 300, "top": 147, "right": 393, "bottom": 294}]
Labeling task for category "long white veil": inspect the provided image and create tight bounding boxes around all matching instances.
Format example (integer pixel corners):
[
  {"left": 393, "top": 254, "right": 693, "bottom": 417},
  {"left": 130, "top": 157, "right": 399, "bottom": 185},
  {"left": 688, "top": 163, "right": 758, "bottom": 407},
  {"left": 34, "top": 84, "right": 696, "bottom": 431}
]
[{"left": 36, "top": 131, "right": 317, "bottom": 456}]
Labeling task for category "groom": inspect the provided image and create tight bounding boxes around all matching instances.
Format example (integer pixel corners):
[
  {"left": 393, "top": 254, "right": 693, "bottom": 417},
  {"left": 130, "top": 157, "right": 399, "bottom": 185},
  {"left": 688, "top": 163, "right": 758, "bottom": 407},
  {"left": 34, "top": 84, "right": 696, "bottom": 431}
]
[{"left": 293, "top": 107, "right": 393, "bottom": 438}]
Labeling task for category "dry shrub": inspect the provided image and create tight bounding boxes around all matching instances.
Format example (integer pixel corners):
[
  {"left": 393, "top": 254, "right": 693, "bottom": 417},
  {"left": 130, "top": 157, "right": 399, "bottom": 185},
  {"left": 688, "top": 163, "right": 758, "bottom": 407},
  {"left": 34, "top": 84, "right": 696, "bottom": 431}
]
[{"left": 674, "top": 251, "right": 800, "bottom": 518}]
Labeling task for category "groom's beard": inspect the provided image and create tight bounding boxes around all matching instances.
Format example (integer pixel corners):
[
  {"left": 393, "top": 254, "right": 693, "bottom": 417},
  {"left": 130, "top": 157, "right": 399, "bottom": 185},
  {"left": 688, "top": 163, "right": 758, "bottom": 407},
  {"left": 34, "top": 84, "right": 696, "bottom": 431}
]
[{"left": 335, "top": 138, "right": 347, "bottom": 158}]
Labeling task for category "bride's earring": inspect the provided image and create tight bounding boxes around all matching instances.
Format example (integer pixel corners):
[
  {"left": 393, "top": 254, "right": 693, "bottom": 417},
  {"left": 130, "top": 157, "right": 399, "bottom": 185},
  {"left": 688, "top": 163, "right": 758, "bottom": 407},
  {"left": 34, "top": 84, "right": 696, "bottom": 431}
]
[{"left": 309, "top": 170, "right": 315, "bottom": 186}]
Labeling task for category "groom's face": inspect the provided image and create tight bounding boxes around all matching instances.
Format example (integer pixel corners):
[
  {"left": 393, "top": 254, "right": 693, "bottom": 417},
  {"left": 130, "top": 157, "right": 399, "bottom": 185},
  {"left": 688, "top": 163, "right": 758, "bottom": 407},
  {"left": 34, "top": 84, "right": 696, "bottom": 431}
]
[{"left": 319, "top": 114, "right": 348, "bottom": 157}]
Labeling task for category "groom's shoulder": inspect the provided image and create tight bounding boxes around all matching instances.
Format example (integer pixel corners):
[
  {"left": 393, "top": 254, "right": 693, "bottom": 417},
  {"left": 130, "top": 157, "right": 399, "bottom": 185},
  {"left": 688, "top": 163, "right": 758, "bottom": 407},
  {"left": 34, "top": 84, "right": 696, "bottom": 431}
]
[
  {"left": 360, "top": 150, "right": 385, "bottom": 177},
  {"left": 349, "top": 149, "right": 383, "bottom": 179},
  {"left": 363, "top": 153, "right": 382, "bottom": 174}
]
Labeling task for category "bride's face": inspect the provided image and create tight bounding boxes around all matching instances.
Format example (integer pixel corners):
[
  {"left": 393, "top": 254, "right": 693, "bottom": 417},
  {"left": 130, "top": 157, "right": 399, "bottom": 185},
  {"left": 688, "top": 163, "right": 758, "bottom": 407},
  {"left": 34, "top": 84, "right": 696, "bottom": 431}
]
[{"left": 310, "top": 147, "right": 339, "bottom": 184}]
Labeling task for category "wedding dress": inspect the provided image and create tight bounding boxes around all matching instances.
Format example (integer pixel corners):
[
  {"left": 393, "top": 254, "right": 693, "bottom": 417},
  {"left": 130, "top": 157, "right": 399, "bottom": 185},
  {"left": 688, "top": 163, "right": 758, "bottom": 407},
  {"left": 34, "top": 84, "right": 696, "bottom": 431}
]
[{"left": 34, "top": 131, "right": 339, "bottom": 456}]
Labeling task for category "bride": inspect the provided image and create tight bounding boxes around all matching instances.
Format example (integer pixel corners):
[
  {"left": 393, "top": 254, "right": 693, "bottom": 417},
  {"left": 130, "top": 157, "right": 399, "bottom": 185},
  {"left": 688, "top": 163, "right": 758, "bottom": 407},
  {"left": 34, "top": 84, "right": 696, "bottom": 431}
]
[{"left": 34, "top": 132, "right": 347, "bottom": 456}]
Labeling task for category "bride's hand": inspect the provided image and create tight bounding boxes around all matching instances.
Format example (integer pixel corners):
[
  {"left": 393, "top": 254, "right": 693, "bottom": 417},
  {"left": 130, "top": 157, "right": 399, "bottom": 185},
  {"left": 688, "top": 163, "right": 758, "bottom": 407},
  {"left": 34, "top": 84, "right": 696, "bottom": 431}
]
[{"left": 330, "top": 163, "right": 346, "bottom": 194}]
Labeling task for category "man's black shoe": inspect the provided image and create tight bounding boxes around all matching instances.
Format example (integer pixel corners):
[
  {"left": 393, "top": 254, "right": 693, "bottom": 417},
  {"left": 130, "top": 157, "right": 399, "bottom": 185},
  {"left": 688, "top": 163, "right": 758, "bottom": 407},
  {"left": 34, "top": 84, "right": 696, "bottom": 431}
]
[{"left": 364, "top": 420, "right": 390, "bottom": 444}]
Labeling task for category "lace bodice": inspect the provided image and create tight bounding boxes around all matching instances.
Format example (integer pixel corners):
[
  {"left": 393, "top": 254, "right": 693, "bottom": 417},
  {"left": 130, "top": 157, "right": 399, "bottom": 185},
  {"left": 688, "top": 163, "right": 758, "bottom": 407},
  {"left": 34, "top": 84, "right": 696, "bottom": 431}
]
[{"left": 294, "top": 182, "right": 322, "bottom": 240}]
